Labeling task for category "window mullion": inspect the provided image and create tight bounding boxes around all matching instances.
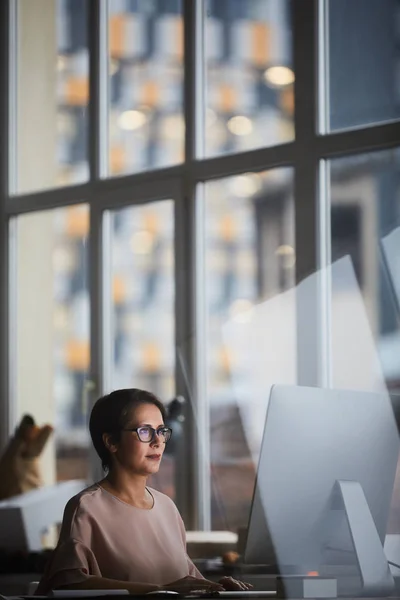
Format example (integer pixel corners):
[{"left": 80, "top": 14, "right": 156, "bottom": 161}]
[
  {"left": 88, "top": 0, "right": 108, "bottom": 183},
  {"left": 0, "top": 0, "right": 12, "bottom": 452},
  {"left": 292, "top": 0, "right": 322, "bottom": 386},
  {"left": 88, "top": 202, "right": 107, "bottom": 483},
  {"left": 88, "top": 0, "right": 108, "bottom": 483},
  {"left": 176, "top": 0, "right": 210, "bottom": 529},
  {"left": 316, "top": 121, "right": 400, "bottom": 158}
]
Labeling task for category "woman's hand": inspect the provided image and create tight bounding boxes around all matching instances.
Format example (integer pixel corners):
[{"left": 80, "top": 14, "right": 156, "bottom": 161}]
[
  {"left": 164, "top": 575, "right": 224, "bottom": 594},
  {"left": 219, "top": 576, "right": 254, "bottom": 591}
]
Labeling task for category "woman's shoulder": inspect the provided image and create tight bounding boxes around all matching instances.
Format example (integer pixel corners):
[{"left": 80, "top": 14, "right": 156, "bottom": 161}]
[
  {"left": 58, "top": 484, "right": 103, "bottom": 542},
  {"left": 64, "top": 483, "right": 102, "bottom": 518}
]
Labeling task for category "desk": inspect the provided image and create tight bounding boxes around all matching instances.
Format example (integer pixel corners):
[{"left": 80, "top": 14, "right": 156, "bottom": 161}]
[
  {"left": 186, "top": 532, "right": 238, "bottom": 560},
  {"left": 0, "top": 594, "right": 399, "bottom": 600}
]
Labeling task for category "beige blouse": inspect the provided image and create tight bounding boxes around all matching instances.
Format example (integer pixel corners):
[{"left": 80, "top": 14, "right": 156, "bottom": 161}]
[{"left": 36, "top": 484, "right": 202, "bottom": 595}]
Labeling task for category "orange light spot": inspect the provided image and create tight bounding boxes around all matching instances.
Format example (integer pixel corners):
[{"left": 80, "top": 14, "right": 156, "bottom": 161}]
[
  {"left": 307, "top": 571, "right": 319, "bottom": 577},
  {"left": 65, "top": 340, "right": 90, "bottom": 371},
  {"left": 65, "top": 78, "right": 89, "bottom": 105},
  {"left": 66, "top": 206, "right": 89, "bottom": 238},
  {"left": 252, "top": 23, "right": 270, "bottom": 66},
  {"left": 110, "top": 146, "right": 126, "bottom": 174},
  {"left": 109, "top": 15, "right": 125, "bottom": 58},
  {"left": 219, "top": 84, "right": 237, "bottom": 113}
]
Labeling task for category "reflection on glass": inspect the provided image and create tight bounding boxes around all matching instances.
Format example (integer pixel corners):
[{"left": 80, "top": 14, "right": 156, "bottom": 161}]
[
  {"left": 329, "top": 148, "right": 400, "bottom": 532},
  {"left": 16, "top": 206, "right": 90, "bottom": 483},
  {"left": 108, "top": 0, "right": 183, "bottom": 175},
  {"left": 205, "top": 0, "right": 294, "bottom": 157},
  {"left": 17, "top": 0, "right": 89, "bottom": 193},
  {"left": 327, "top": 0, "right": 400, "bottom": 131},
  {"left": 204, "top": 168, "right": 295, "bottom": 530},
  {"left": 109, "top": 201, "right": 175, "bottom": 498}
]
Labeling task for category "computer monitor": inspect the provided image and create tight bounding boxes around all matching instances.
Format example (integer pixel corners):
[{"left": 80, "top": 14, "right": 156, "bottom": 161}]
[{"left": 244, "top": 385, "right": 399, "bottom": 597}]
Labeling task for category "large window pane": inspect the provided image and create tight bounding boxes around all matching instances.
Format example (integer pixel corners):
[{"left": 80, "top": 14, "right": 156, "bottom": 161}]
[
  {"left": 327, "top": 0, "right": 400, "bottom": 131},
  {"left": 205, "top": 0, "right": 294, "bottom": 158},
  {"left": 204, "top": 168, "right": 295, "bottom": 530},
  {"left": 108, "top": 1, "right": 183, "bottom": 176},
  {"left": 109, "top": 200, "right": 175, "bottom": 498},
  {"left": 16, "top": 206, "right": 90, "bottom": 484},
  {"left": 17, "top": 0, "right": 89, "bottom": 194},
  {"left": 329, "top": 148, "right": 400, "bottom": 532}
]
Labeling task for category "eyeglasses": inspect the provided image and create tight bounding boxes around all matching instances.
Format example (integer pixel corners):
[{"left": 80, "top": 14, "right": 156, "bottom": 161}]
[{"left": 122, "top": 426, "right": 172, "bottom": 443}]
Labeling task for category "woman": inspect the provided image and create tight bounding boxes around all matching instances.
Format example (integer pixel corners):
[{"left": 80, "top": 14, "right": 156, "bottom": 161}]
[{"left": 37, "top": 389, "right": 252, "bottom": 595}]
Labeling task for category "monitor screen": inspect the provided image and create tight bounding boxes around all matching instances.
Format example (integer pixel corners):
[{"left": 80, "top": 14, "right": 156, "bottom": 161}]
[{"left": 244, "top": 385, "right": 399, "bottom": 594}]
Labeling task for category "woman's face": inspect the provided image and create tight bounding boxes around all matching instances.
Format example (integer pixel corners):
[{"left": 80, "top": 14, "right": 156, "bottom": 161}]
[{"left": 111, "top": 403, "right": 166, "bottom": 476}]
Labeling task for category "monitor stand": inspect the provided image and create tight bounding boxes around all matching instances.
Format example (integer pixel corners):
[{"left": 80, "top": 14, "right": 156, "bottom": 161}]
[{"left": 332, "top": 480, "right": 394, "bottom": 597}]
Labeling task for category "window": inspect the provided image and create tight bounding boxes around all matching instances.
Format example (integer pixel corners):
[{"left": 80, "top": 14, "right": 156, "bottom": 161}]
[
  {"left": 330, "top": 149, "right": 400, "bottom": 376},
  {"left": 108, "top": 200, "right": 176, "bottom": 499},
  {"left": 16, "top": 0, "right": 89, "bottom": 193},
  {"left": 326, "top": 0, "right": 400, "bottom": 131},
  {"left": 328, "top": 149, "right": 400, "bottom": 533},
  {"left": 204, "top": 168, "right": 295, "bottom": 530},
  {"left": 15, "top": 205, "right": 90, "bottom": 483},
  {"left": 108, "top": 0, "right": 184, "bottom": 174},
  {"left": 205, "top": 0, "right": 294, "bottom": 156},
  {"left": 109, "top": 201, "right": 175, "bottom": 397},
  {"left": 1, "top": 0, "right": 399, "bottom": 534}
]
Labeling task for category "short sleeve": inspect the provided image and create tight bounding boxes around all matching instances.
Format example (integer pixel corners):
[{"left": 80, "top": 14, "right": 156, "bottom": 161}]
[{"left": 36, "top": 538, "right": 101, "bottom": 595}]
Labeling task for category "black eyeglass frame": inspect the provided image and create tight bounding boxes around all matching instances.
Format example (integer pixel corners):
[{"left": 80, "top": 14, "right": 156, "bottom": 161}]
[{"left": 121, "top": 426, "right": 173, "bottom": 443}]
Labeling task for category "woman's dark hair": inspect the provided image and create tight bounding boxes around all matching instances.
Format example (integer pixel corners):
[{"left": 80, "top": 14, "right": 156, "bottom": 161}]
[{"left": 89, "top": 388, "right": 167, "bottom": 472}]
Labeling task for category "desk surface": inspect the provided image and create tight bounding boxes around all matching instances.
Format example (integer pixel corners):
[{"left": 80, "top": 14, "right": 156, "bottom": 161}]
[{"left": 3, "top": 594, "right": 400, "bottom": 600}]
